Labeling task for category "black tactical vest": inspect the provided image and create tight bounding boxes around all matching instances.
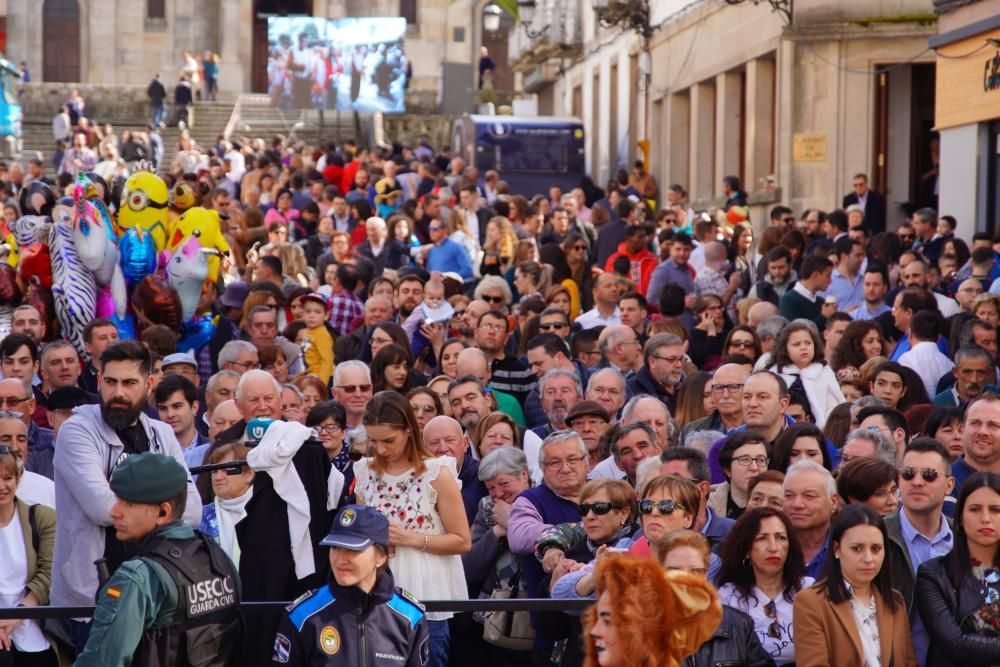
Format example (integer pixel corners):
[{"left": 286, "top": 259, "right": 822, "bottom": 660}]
[{"left": 133, "top": 532, "right": 243, "bottom": 667}]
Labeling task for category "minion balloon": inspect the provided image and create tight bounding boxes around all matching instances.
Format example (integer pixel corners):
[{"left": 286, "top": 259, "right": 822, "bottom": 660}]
[{"left": 118, "top": 171, "right": 169, "bottom": 250}]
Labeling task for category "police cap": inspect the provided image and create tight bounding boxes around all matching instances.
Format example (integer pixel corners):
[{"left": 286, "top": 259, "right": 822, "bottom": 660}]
[
  {"left": 321, "top": 505, "right": 389, "bottom": 551},
  {"left": 109, "top": 452, "right": 188, "bottom": 504}
]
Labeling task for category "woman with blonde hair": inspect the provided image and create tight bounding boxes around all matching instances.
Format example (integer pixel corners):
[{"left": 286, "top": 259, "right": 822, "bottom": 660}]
[
  {"left": 446, "top": 208, "right": 480, "bottom": 267},
  {"left": 481, "top": 216, "right": 518, "bottom": 276}
]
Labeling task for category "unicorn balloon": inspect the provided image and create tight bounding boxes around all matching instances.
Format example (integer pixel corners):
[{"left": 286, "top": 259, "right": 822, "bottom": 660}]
[{"left": 71, "top": 178, "right": 127, "bottom": 319}]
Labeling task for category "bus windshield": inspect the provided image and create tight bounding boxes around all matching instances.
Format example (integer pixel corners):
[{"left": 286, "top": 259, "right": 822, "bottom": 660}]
[{"left": 496, "top": 129, "right": 573, "bottom": 173}]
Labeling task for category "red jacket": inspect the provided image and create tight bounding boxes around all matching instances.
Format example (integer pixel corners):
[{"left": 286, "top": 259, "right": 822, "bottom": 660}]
[
  {"left": 341, "top": 160, "right": 361, "bottom": 195},
  {"left": 604, "top": 242, "right": 659, "bottom": 296}
]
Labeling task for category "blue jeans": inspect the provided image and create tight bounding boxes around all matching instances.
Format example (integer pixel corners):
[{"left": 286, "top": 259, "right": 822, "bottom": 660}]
[
  {"left": 151, "top": 103, "right": 166, "bottom": 127},
  {"left": 427, "top": 619, "right": 450, "bottom": 667}
]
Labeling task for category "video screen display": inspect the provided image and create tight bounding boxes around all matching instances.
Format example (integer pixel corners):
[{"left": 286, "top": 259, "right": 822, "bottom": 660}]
[{"left": 267, "top": 16, "right": 409, "bottom": 113}]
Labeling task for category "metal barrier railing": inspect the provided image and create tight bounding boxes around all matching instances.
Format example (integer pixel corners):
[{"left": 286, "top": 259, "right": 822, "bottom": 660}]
[{"left": 0, "top": 598, "right": 592, "bottom": 620}]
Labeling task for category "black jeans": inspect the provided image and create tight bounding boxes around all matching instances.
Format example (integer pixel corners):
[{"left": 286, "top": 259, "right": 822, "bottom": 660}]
[{"left": 0, "top": 646, "right": 58, "bottom": 667}]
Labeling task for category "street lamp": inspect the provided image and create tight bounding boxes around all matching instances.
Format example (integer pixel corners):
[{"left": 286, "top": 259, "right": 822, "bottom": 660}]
[
  {"left": 723, "top": 0, "right": 793, "bottom": 24},
  {"left": 517, "top": 0, "right": 550, "bottom": 39},
  {"left": 592, "top": 0, "right": 651, "bottom": 38},
  {"left": 483, "top": 4, "right": 503, "bottom": 34}
]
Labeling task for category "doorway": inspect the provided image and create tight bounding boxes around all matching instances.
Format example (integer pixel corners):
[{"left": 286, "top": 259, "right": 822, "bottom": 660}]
[
  {"left": 872, "top": 62, "right": 937, "bottom": 220},
  {"left": 251, "top": 0, "right": 314, "bottom": 93},
  {"left": 43, "top": 0, "right": 80, "bottom": 82}
]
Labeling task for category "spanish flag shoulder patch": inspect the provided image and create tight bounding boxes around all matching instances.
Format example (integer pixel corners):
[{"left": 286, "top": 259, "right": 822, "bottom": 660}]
[{"left": 106, "top": 586, "right": 122, "bottom": 599}]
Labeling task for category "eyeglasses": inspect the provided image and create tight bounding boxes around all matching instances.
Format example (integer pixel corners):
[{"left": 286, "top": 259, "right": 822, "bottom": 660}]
[
  {"left": 229, "top": 360, "right": 259, "bottom": 370},
  {"left": 335, "top": 384, "right": 372, "bottom": 394},
  {"left": 712, "top": 383, "right": 744, "bottom": 395},
  {"left": 900, "top": 467, "right": 943, "bottom": 483},
  {"left": 483, "top": 295, "right": 505, "bottom": 304},
  {"left": 578, "top": 502, "right": 624, "bottom": 517},
  {"left": 764, "top": 600, "right": 781, "bottom": 639},
  {"left": 0, "top": 397, "right": 30, "bottom": 408},
  {"left": 728, "top": 340, "right": 755, "bottom": 349},
  {"left": 733, "top": 455, "right": 769, "bottom": 468},
  {"left": 316, "top": 423, "right": 341, "bottom": 434},
  {"left": 871, "top": 484, "right": 899, "bottom": 499},
  {"left": 899, "top": 234, "right": 915, "bottom": 243},
  {"left": 479, "top": 323, "right": 506, "bottom": 333},
  {"left": 651, "top": 354, "right": 683, "bottom": 363},
  {"left": 410, "top": 404, "right": 438, "bottom": 414},
  {"left": 982, "top": 569, "right": 1000, "bottom": 604},
  {"left": 542, "top": 455, "right": 587, "bottom": 471},
  {"left": 539, "top": 323, "right": 568, "bottom": 331},
  {"left": 638, "top": 499, "right": 686, "bottom": 515},
  {"left": 429, "top": 226, "right": 442, "bottom": 232},
  {"left": 370, "top": 337, "right": 394, "bottom": 346},
  {"left": 571, "top": 245, "right": 586, "bottom": 251}
]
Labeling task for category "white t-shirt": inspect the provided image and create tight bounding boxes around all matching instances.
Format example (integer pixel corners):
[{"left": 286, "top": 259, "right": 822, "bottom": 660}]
[
  {"left": 0, "top": 515, "right": 49, "bottom": 651},
  {"left": 16, "top": 472, "right": 55, "bottom": 509},
  {"left": 589, "top": 455, "right": 626, "bottom": 480}
]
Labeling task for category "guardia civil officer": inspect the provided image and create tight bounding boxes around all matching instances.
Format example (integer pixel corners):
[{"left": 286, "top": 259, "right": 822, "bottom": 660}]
[
  {"left": 272, "top": 504, "right": 429, "bottom": 666},
  {"left": 75, "top": 452, "right": 243, "bottom": 667}
]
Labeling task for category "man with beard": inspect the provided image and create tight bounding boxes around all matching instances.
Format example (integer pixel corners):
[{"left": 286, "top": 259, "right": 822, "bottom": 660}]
[
  {"left": 933, "top": 345, "right": 993, "bottom": 408},
  {"left": 394, "top": 274, "right": 424, "bottom": 323},
  {"left": 459, "top": 299, "right": 490, "bottom": 345},
  {"left": 520, "top": 369, "right": 583, "bottom": 483},
  {"left": 627, "top": 333, "right": 685, "bottom": 414},
  {"left": 447, "top": 375, "right": 493, "bottom": 436},
  {"left": 51, "top": 341, "right": 200, "bottom": 652},
  {"left": 455, "top": 348, "right": 525, "bottom": 426},
  {"left": 11, "top": 304, "right": 45, "bottom": 343},
  {"left": 523, "top": 333, "right": 583, "bottom": 428},
  {"left": 423, "top": 415, "right": 485, "bottom": 524}
]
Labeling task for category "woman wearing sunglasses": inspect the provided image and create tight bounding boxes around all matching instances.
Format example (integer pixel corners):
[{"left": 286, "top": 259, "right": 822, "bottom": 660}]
[
  {"left": 627, "top": 474, "right": 700, "bottom": 558},
  {"left": 540, "top": 480, "right": 637, "bottom": 597},
  {"left": 915, "top": 471, "right": 1000, "bottom": 667},
  {"left": 793, "top": 505, "right": 917, "bottom": 667},
  {"left": 715, "top": 508, "right": 813, "bottom": 665}
]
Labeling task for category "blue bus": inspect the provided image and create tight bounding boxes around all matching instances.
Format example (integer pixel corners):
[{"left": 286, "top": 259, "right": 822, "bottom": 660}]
[{"left": 451, "top": 114, "right": 586, "bottom": 196}]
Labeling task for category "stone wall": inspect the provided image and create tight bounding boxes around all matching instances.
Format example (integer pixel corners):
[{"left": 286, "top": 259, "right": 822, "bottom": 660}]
[
  {"left": 20, "top": 83, "right": 151, "bottom": 124},
  {"left": 383, "top": 114, "right": 453, "bottom": 148}
]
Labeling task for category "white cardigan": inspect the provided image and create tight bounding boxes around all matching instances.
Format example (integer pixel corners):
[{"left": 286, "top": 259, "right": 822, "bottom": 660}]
[{"left": 774, "top": 362, "right": 845, "bottom": 429}]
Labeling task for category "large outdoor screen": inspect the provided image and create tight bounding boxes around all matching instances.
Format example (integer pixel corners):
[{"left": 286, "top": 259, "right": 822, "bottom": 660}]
[{"left": 267, "top": 16, "right": 409, "bottom": 113}]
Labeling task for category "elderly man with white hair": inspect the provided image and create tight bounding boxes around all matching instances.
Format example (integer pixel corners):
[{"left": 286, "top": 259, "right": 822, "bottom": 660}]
[
  {"left": 521, "top": 368, "right": 582, "bottom": 482},
  {"left": 597, "top": 324, "right": 643, "bottom": 377},
  {"left": 508, "top": 430, "right": 590, "bottom": 599},
  {"left": 218, "top": 340, "right": 259, "bottom": 377},
  {"left": 782, "top": 459, "right": 840, "bottom": 579},
  {"left": 585, "top": 367, "right": 627, "bottom": 420},
  {"left": 424, "top": 415, "right": 486, "bottom": 524},
  {"left": 331, "top": 360, "right": 373, "bottom": 431}
]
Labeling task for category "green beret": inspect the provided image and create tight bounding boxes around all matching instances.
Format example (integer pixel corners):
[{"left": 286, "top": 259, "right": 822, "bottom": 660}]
[{"left": 110, "top": 452, "right": 188, "bottom": 504}]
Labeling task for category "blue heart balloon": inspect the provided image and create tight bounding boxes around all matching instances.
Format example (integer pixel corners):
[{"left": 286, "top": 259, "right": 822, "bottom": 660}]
[
  {"left": 176, "top": 314, "right": 216, "bottom": 353},
  {"left": 110, "top": 312, "right": 137, "bottom": 340},
  {"left": 118, "top": 227, "right": 157, "bottom": 285}
]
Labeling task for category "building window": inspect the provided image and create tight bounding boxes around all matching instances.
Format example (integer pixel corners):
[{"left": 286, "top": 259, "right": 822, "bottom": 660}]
[
  {"left": 147, "top": 0, "right": 165, "bottom": 19},
  {"left": 453, "top": 26, "right": 465, "bottom": 42},
  {"left": 400, "top": 0, "right": 418, "bottom": 24}
]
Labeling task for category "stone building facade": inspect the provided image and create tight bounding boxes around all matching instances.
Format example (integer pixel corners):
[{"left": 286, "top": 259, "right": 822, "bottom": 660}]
[
  {"left": 4, "top": 0, "right": 500, "bottom": 113},
  {"left": 515, "top": 0, "right": 939, "bottom": 228}
]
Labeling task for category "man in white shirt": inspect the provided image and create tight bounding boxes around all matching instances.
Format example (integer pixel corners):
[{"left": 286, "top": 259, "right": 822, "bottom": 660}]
[
  {"left": 899, "top": 310, "right": 954, "bottom": 399},
  {"left": 575, "top": 273, "right": 621, "bottom": 330},
  {"left": 2, "top": 411, "right": 54, "bottom": 508}
]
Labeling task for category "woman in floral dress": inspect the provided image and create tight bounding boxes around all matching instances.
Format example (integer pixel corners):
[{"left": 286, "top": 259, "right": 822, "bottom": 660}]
[{"left": 354, "top": 391, "right": 471, "bottom": 667}]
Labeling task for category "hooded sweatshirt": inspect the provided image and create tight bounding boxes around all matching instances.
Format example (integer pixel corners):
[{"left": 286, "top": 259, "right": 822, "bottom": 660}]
[{"left": 604, "top": 241, "right": 659, "bottom": 296}]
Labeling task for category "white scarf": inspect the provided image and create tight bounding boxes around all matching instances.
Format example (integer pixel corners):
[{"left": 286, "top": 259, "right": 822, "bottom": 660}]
[{"left": 214, "top": 487, "right": 252, "bottom": 567}]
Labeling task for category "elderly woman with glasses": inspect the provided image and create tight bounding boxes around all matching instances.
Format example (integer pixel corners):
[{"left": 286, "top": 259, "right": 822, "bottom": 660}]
[
  {"left": 462, "top": 448, "right": 533, "bottom": 661},
  {"left": 306, "top": 400, "right": 354, "bottom": 507}
]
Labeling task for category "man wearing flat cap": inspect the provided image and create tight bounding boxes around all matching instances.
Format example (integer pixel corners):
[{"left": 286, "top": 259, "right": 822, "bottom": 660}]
[{"left": 76, "top": 452, "right": 242, "bottom": 667}]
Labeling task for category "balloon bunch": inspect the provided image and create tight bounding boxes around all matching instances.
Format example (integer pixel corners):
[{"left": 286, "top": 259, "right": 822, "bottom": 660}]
[{"left": 7, "top": 170, "right": 231, "bottom": 360}]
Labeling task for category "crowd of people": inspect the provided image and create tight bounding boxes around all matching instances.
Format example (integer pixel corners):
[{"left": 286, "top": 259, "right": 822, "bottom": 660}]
[{"left": 0, "top": 122, "right": 997, "bottom": 667}]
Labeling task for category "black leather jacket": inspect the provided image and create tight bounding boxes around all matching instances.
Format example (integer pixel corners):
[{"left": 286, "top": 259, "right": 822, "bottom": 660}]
[
  {"left": 272, "top": 569, "right": 428, "bottom": 667},
  {"left": 683, "top": 606, "right": 777, "bottom": 667},
  {"left": 916, "top": 554, "right": 1000, "bottom": 667}
]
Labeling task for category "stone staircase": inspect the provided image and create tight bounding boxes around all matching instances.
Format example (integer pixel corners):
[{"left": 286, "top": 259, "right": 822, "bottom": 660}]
[{"left": 19, "top": 96, "right": 372, "bottom": 182}]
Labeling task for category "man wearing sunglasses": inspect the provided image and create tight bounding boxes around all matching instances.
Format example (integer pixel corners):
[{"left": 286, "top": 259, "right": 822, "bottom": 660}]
[{"left": 884, "top": 438, "right": 954, "bottom": 665}]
